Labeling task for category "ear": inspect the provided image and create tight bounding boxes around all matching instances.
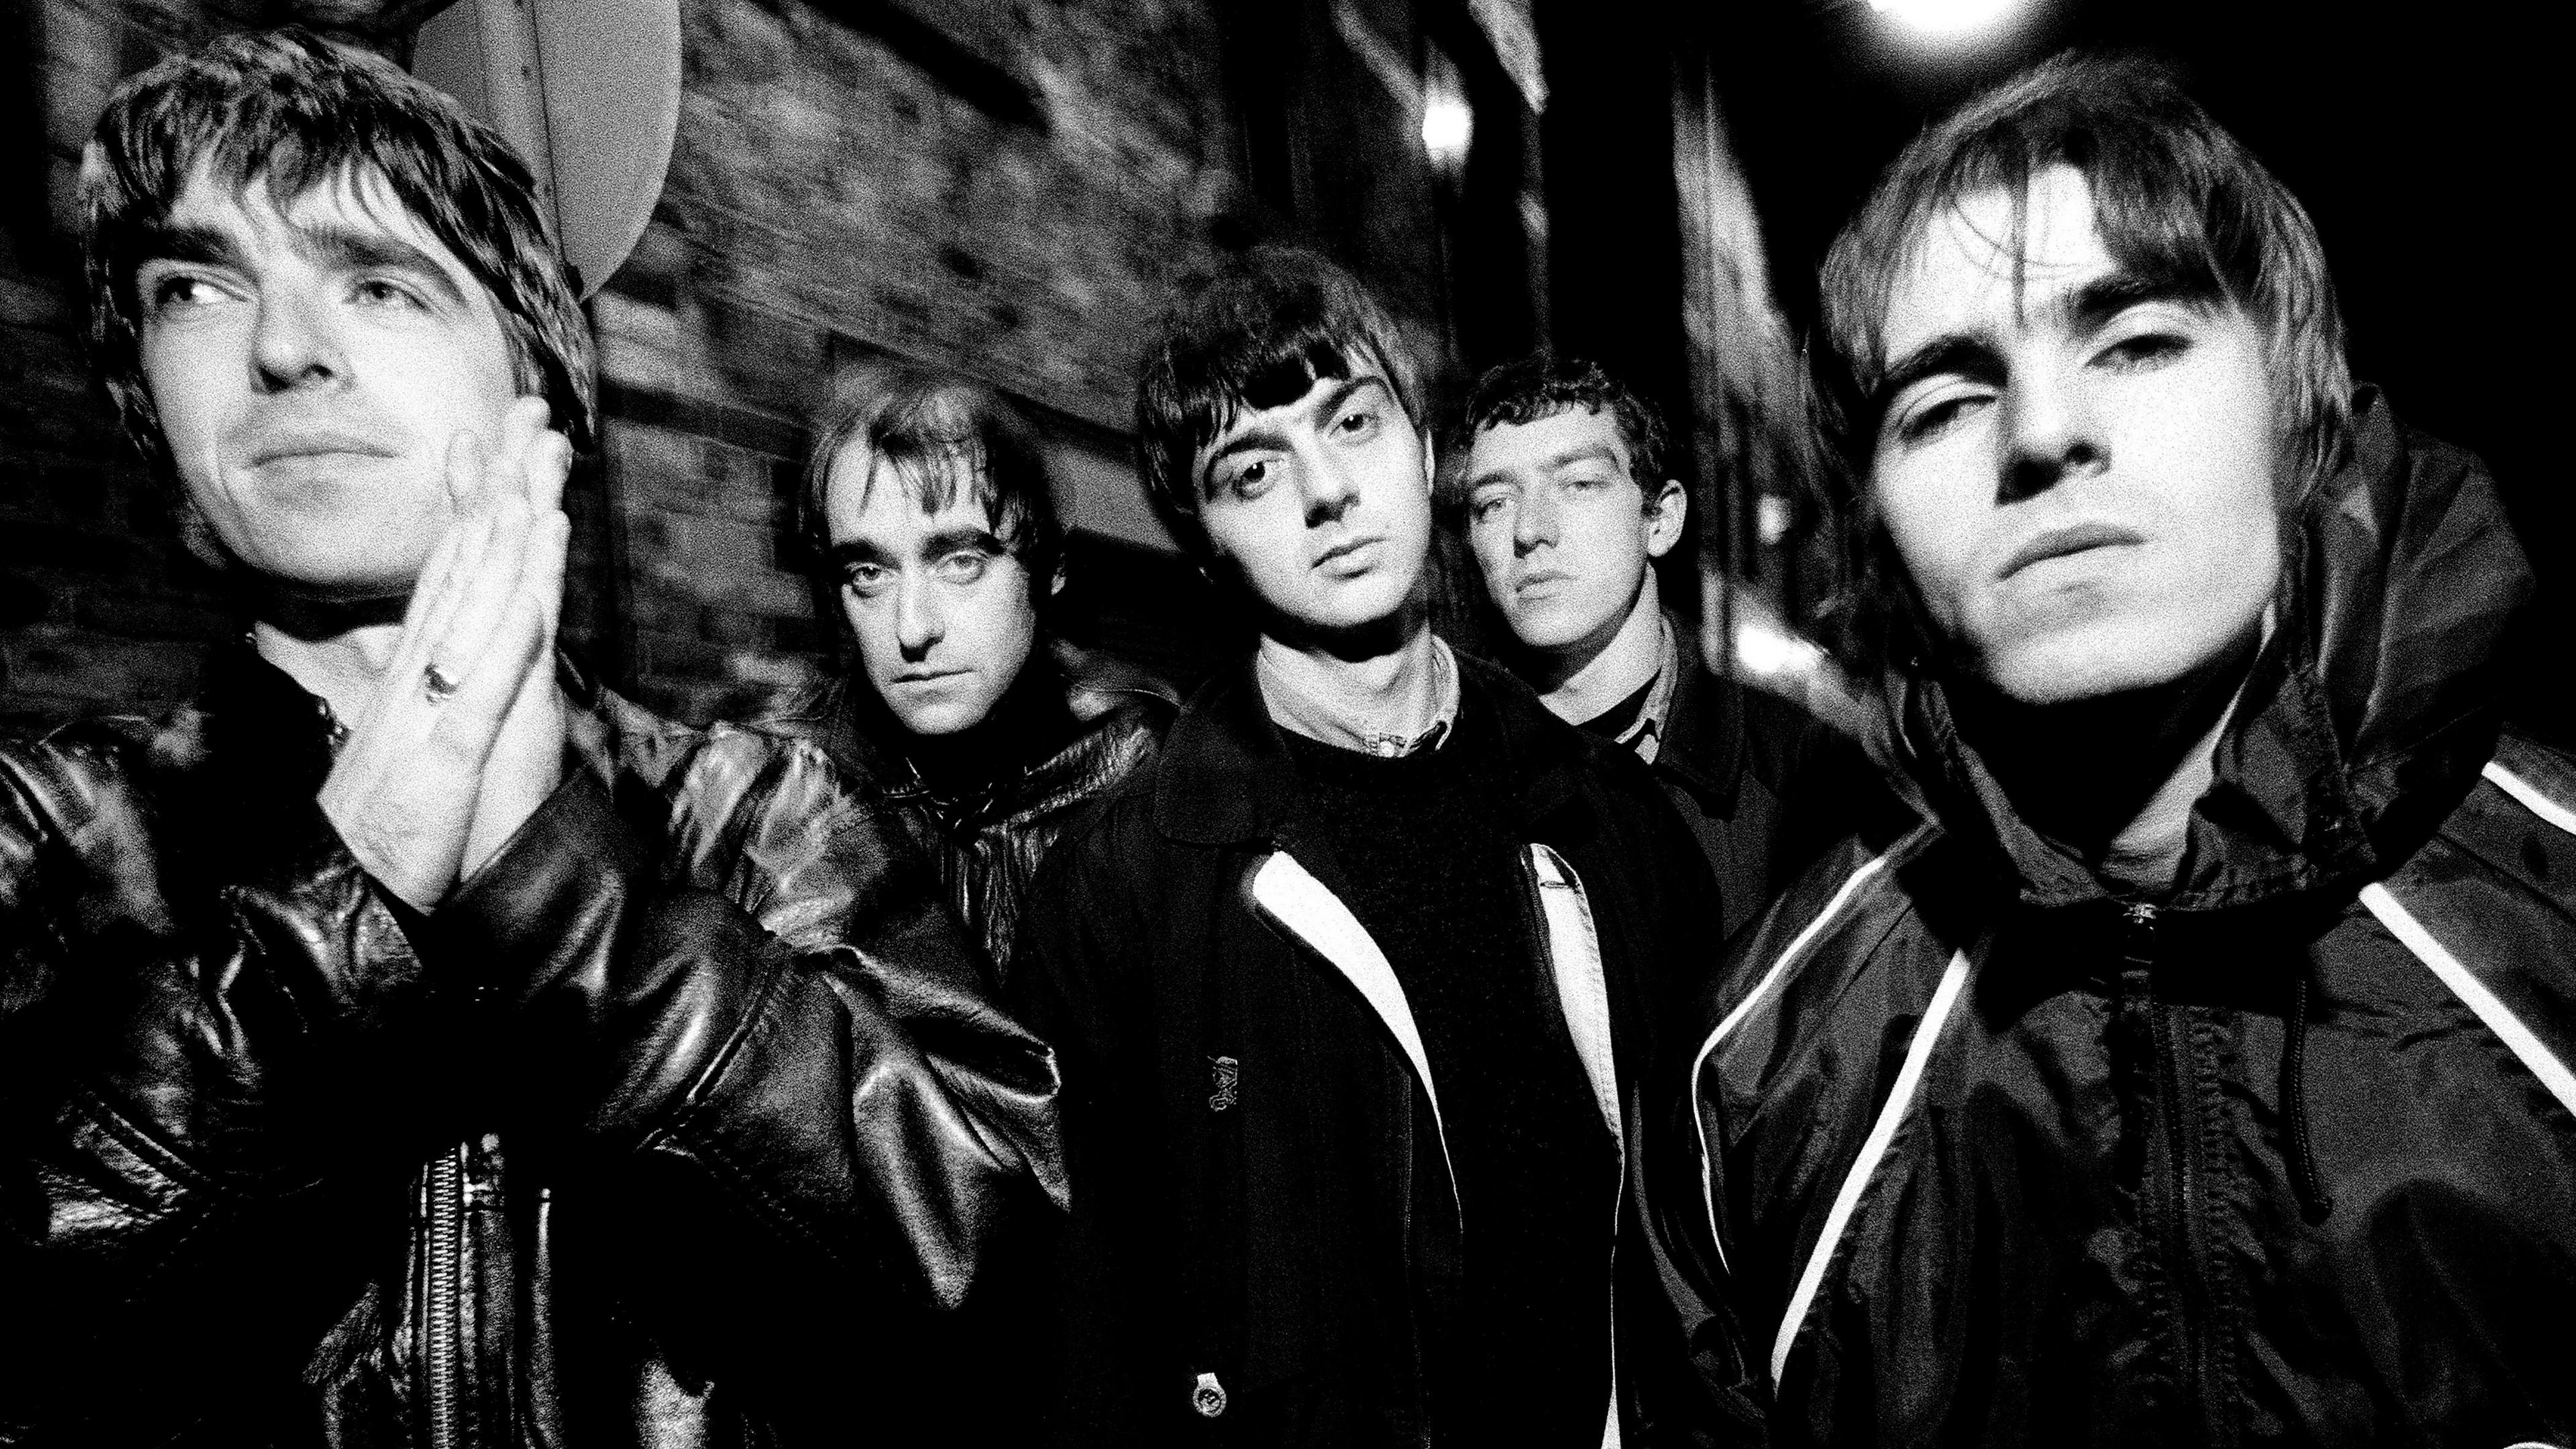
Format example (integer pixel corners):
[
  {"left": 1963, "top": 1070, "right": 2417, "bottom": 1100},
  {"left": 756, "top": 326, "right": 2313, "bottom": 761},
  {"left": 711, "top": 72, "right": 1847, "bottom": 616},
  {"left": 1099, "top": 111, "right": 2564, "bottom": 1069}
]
[
  {"left": 1419, "top": 431, "right": 1437, "bottom": 497},
  {"left": 1050, "top": 557, "right": 1069, "bottom": 598},
  {"left": 1643, "top": 478, "right": 1688, "bottom": 559}
]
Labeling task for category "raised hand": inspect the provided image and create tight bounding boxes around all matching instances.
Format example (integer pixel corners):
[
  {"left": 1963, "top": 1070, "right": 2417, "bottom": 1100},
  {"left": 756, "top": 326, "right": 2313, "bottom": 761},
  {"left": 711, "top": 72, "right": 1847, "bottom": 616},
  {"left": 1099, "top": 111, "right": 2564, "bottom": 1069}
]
[{"left": 318, "top": 398, "right": 572, "bottom": 911}]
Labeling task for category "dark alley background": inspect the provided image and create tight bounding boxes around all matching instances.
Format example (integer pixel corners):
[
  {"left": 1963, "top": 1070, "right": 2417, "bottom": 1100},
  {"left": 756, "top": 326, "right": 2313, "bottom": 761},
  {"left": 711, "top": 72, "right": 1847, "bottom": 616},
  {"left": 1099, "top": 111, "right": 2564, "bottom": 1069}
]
[{"left": 3, "top": 0, "right": 2563, "bottom": 740}]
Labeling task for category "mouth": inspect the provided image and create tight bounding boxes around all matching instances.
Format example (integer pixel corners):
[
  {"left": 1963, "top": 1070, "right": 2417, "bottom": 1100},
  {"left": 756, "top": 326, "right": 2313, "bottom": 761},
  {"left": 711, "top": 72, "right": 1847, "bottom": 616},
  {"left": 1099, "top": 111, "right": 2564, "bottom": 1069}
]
[
  {"left": 1998, "top": 521, "right": 2145, "bottom": 582},
  {"left": 1514, "top": 569, "right": 1573, "bottom": 595},
  {"left": 1313, "top": 537, "right": 1381, "bottom": 571},
  {"left": 892, "top": 668, "right": 969, "bottom": 686},
  {"left": 245, "top": 431, "right": 402, "bottom": 468}
]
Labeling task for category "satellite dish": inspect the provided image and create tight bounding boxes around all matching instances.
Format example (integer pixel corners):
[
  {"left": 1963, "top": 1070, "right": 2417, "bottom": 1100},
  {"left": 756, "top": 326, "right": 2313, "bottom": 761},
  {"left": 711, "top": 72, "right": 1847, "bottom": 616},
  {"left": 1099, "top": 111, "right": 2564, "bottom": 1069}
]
[{"left": 411, "top": 0, "right": 681, "bottom": 299}]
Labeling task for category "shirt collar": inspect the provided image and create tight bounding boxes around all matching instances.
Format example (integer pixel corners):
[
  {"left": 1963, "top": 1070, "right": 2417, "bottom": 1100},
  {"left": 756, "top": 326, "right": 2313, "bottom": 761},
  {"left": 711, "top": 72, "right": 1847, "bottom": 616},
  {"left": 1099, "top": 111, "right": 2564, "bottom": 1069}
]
[
  {"left": 1612, "top": 612, "right": 1683, "bottom": 765},
  {"left": 1256, "top": 634, "right": 1462, "bottom": 759}
]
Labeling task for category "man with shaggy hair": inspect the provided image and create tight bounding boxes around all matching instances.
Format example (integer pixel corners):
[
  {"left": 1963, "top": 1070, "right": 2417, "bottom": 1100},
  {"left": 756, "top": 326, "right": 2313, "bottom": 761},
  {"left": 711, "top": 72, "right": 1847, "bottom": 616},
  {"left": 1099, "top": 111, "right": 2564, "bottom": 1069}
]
[
  {"left": 1653, "top": 52, "right": 2576, "bottom": 1446},
  {"left": 1011, "top": 248, "right": 1723, "bottom": 1445},
  {"left": 776, "top": 367, "right": 1169, "bottom": 980},
  {"left": 1, "top": 30, "right": 1060, "bottom": 1446},
  {"left": 1450, "top": 352, "right": 1897, "bottom": 938}
]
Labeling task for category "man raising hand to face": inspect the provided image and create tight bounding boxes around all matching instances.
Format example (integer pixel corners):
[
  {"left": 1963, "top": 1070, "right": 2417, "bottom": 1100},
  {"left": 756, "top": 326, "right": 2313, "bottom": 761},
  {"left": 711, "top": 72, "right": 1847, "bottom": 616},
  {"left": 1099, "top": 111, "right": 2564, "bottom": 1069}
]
[{"left": 5, "top": 32, "right": 1063, "bottom": 1446}]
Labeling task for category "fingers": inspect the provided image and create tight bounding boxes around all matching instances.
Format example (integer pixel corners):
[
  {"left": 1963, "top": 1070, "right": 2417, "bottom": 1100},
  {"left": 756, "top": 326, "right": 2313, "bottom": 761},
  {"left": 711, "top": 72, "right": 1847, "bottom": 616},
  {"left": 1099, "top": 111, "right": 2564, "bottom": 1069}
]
[{"left": 525, "top": 427, "right": 573, "bottom": 519}]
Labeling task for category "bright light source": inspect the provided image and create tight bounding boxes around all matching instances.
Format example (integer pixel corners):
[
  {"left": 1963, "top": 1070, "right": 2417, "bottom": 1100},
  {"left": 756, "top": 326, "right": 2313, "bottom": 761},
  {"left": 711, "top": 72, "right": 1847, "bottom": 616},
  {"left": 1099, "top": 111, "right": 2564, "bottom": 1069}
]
[
  {"left": 1421, "top": 94, "right": 1472, "bottom": 168},
  {"left": 1867, "top": 0, "right": 2019, "bottom": 37},
  {"left": 1421, "top": 97, "right": 1473, "bottom": 158},
  {"left": 1420, "top": 48, "right": 1472, "bottom": 172},
  {"left": 1733, "top": 616, "right": 1825, "bottom": 681}
]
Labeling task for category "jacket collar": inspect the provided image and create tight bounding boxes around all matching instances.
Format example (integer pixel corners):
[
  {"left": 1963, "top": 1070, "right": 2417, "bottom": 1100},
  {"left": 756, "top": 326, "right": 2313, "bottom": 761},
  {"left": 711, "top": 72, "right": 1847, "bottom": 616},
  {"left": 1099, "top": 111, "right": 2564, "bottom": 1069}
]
[
  {"left": 1652, "top": 610, "right": 1749, "bottom": 816},
  {"left": 1892, "top": 388, "right": 2531, "bottom": 911},
  {"left": 1153, "top": 643, "right": 1588, "bottom": 847}
]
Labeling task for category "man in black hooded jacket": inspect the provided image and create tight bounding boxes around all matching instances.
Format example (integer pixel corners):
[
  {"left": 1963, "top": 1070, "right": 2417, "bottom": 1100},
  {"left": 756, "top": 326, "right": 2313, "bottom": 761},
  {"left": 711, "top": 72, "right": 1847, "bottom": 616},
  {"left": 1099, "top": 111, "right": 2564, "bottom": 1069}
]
[{"left": 1650, "top": 53, "right": 2576, "bottom": 1448}]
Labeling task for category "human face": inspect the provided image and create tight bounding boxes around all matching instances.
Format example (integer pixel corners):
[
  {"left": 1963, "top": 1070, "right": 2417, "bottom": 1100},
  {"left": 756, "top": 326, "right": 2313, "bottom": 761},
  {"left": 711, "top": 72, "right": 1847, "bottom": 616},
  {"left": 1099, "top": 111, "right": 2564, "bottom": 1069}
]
[
  {"left": 1192, "top": 366, "right": 1432, "bottom": 637},
  {"left": 136, "top": 166, "right": 522, "bottom": 600},
  {"left": 1869, "top": 166, "right": 2282, "bottom": 705},
  {"left": 825, "top": 450, "right": 1040, "bottom": 738},
  {"left": 1464, "top": 405, "right": 1683, "bottom": 659}
]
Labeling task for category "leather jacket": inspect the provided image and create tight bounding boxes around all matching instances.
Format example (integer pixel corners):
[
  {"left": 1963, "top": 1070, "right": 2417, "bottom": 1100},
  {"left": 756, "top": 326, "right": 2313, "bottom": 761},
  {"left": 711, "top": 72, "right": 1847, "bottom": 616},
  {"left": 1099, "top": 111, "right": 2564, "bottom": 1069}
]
[
  {"left": 0, "top": 644, "right": 1065, "bottom": 1446},
  {"left": 770, "top": 655, "right": 1173, "bottom": 979},
  {"left": 1652, "top": 390, "right": 2576, "bottom": 1445}
]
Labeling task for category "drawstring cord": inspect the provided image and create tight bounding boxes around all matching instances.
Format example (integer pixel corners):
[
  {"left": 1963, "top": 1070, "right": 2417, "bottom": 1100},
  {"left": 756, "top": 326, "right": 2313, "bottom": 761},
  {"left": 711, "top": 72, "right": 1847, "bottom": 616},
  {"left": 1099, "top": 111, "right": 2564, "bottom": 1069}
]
[{"left": 2282, "top": 963, "right": 2334, "bottom": 1224}]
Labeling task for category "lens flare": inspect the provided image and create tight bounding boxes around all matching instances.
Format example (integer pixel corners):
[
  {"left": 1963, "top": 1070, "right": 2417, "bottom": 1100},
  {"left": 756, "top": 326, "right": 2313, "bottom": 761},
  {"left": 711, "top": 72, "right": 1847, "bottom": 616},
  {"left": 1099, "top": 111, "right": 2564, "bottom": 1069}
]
[{"left": 1866, "top": 0, "right": 2019, "bottom": 37}]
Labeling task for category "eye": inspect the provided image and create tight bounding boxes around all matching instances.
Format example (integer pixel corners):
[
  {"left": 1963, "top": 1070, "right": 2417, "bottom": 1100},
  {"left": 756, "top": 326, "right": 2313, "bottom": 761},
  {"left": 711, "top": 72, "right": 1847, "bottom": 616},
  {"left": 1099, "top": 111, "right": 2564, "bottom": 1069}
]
[
  {"left": 1469, "top": 492, "right": 1511, "bottom": 523},
  {"left": 2096, "top": 331, "right": 2189, "bottom": 370},
  {"left": 1228, "top": 457, "right": 1278, "bottom": 500},
  {"left": 1333, "top": 404, "right": 1381, "bottom": 441},
  {"left": 933, "top": 551, "right": 994, "bottom": 584},
  {"left": 1892, "top": 386, "right": 1994, "bottom": 445},
  {"left": 841, "top": 562, "right": 894, "bottom": 596},
  {"left": 351, "top": 276, "right": 427, "bottom": 311},
  {"left": 144, "top": 270, "right": 234, "bottom": 316}
]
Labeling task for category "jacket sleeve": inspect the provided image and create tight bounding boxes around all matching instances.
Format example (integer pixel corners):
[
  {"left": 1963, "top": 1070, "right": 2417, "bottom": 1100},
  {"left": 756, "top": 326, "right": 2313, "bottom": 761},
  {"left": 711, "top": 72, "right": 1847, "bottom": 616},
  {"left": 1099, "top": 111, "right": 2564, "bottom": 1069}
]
[
  {"left": 460, "top": 733, "right": 1065, "bottom": 1384},
  {"left": 0, "top": 731, "right": 648, "bottom": 1436}
]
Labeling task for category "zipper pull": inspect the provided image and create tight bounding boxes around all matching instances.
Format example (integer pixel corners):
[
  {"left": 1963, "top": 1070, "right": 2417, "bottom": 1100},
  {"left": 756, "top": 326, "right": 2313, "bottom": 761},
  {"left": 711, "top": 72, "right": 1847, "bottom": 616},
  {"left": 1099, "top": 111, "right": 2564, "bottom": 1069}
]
[{"left": 2120, "top": 900, "right": 2159, "bottom": 969}]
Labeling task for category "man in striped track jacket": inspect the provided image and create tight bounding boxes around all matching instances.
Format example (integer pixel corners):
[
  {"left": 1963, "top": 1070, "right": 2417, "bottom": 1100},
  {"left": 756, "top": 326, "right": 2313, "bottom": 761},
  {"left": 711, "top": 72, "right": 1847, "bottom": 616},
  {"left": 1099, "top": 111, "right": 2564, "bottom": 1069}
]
[{"left": 1648, "top": 52, "right": 2576, "bottom": 1449}]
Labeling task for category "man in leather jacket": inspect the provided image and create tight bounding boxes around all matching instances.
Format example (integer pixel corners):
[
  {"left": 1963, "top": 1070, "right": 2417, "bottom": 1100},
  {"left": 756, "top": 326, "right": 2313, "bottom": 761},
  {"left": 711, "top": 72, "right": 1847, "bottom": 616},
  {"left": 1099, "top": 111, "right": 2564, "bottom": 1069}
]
[
  {"left": 1, "top": 32, "right": 1061, "bottom": 1445},
  {"left": 1650, "top": 53, "right": 2576, "bottom": 1446},
  {"left": 1009, "top": 248, "right": 1727, "bottom": 1446},
  {"left": 1448, "top": 354, "right": 1903, "bottom": 941},
  {"left": 773, "top": 368, "right": 1169, "bottom": 980}
]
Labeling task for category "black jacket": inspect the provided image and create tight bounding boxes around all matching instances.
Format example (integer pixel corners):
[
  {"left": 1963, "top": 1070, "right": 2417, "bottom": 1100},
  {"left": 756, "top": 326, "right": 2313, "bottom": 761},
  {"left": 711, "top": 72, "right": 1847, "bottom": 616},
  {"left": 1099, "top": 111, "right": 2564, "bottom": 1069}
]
[
  {"left": 0, "top": 645, "right": 1064, "bottom": 1446},
  {"left": 1646, "top": 614, "right": 1907, "bottom": 943},
  {"left": 1009, "top": 649, "right": 1733, "bottom": 1447},
  {"left": 1652, "top": 390, "right": 2576, "bottom": 1446},
  {"left": 771, "top": 658, "right": 1171, "bottom": 979}
]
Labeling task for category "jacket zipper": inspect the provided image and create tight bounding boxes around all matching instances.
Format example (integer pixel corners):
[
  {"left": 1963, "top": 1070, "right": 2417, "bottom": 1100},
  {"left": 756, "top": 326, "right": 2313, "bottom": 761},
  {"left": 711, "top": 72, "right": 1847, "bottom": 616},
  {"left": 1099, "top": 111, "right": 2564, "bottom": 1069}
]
[
  {"left": 2129, "top": 902, "right": 2233, "bottom": 1446},
  {"left": 424, "top": 1140, "right": 467, "bottom": 1449}
]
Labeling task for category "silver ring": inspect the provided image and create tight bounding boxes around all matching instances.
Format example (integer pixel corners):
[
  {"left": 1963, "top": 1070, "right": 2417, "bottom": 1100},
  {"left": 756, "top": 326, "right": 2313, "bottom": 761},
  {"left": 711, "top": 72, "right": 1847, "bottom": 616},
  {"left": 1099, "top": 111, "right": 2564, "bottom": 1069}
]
[{"left": 423, "top": 663, "right": 462, "bottom": 704}]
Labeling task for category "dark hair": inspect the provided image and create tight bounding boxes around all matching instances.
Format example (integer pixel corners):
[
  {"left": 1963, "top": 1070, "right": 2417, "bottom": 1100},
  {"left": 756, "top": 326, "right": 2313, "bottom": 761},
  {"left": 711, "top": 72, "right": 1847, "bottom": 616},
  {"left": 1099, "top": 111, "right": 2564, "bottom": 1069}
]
[
  {"left": 1442, "top": 352, "right": 1670, "bottom": 515},
  {"left": 1812, "top": 51, "right": 2350, "bottom": 676},
  {"left": 80, "top": 28, "right": 596, "bottom": 490},
  {"left": 1134, "top": 246, "right": 1424, "bottom": 564},
  {"left": 802, "top": 366, "right": 1065, "bottom": 610}
]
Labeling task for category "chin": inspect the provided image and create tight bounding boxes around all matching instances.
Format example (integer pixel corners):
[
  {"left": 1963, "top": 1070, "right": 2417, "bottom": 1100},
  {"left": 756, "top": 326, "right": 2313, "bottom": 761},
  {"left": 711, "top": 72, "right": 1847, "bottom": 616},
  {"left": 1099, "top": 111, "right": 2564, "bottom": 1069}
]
[
  {"left": 1505, "top": 601, "right": 1618, "bottom": 655},
  {"left": 1975, "top": 618, "right": 2244, "bottom": 706}
]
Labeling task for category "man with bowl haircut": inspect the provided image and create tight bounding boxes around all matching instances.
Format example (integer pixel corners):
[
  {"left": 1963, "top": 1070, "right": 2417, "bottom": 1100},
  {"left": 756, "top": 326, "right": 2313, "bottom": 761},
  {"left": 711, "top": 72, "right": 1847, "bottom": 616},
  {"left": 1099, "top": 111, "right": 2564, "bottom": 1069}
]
[
  {"left": 776, "top": 367, "right": 1169, "bottom": 979},
  {"left": 1008, "top": 248, "right": 1723, "bottom": 1446},
  {"left": 1, "top": 30, "right": 1061, "bottom": 1445},
  {"left": 1452, "top": 352, "right": 1901, "bottom": 940},
  {"left": 1652, "top": 53, "right": 2576, "bottom": 1446}
]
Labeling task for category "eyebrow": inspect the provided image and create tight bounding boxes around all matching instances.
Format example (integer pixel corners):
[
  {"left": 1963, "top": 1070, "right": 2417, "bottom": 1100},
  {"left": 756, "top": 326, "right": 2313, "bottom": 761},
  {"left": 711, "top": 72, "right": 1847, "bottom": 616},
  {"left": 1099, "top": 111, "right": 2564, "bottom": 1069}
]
[
  {"left": 1466, "top": 441, "right": 1627, "bottom": 496},
  {"left": 824, "top": 526, "right": 1004, "bottom": 571},
  {"left": 1197, "top": 374, "right": 1389, "bottom": 496},
  {"left": 136, "top": 218, "right": 472, "bottom": 311},
  {"left": 1872, "top": 269, "right": 2205, "bottom": 414}
]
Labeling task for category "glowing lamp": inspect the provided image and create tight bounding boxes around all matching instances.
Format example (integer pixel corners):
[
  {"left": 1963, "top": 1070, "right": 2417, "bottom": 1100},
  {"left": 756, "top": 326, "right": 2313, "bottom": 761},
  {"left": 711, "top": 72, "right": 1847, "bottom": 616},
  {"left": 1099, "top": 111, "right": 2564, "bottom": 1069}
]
[{"left": 1866, "top": 0, "right": 2020, "bottom": 37}]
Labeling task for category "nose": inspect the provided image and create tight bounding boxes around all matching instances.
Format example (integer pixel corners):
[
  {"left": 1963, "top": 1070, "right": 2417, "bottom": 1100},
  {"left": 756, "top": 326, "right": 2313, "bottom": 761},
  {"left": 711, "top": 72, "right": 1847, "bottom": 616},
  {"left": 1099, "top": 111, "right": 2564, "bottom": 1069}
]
[
  {"left": 1298, "top": 442, "right": 1360, "bottom": 527},
  {"left": 249, "top": 288, "right": 350, "bottom": 394},
  {"left": 1512, "top": 483, "right": 1558, "bottom": 555},
  {"left": 894, "top": 572, "right": 944, "bottom": 661},
  {"left": 1996, "top": 360, "right": 2107, "bottom": 505}
]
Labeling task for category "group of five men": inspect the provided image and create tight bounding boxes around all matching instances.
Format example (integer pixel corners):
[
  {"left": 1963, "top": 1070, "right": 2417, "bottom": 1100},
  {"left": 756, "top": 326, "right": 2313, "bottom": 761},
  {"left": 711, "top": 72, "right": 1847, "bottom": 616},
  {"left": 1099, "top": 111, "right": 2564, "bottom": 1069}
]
[{"left": 3, "top": 25, "right": 2569, "bottom": 1449}]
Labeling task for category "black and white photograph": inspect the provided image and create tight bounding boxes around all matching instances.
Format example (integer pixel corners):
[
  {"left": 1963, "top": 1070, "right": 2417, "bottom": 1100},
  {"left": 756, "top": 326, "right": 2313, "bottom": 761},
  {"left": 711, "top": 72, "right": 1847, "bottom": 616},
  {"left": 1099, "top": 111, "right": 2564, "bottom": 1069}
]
[{"left": 2, "top": 0, "right": 2569, "bottom": 1443}]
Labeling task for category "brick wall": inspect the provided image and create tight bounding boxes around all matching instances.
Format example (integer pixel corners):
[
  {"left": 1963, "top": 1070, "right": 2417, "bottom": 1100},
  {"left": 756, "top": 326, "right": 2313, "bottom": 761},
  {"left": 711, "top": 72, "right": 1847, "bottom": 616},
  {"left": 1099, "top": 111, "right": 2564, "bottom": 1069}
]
[{"left": 1, "top": 0, "right": 1495, "bottom": 728}]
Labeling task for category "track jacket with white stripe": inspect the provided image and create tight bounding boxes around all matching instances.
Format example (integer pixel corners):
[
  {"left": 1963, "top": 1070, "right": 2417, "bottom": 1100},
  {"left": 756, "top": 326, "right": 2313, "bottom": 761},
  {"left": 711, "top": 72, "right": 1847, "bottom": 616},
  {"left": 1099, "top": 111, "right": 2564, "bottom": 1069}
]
[
  {"left": 1010, "top": 650, "right": 1743, "bottom": 1447},
  {"left": 1650, "top": 389, "right": 2576, "bottom": 1448}
]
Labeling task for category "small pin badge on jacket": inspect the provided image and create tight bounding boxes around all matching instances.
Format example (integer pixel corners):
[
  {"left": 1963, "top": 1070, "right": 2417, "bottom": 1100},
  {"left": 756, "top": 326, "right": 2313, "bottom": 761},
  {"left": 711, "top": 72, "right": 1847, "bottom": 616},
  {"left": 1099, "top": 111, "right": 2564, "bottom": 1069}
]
[
  {"left": 1208, "top": 1055, "right": 1239, "bottom": 1112},
  {"left": 1192, "top": 1371, "right": 1228, "bottom": 1417}
]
